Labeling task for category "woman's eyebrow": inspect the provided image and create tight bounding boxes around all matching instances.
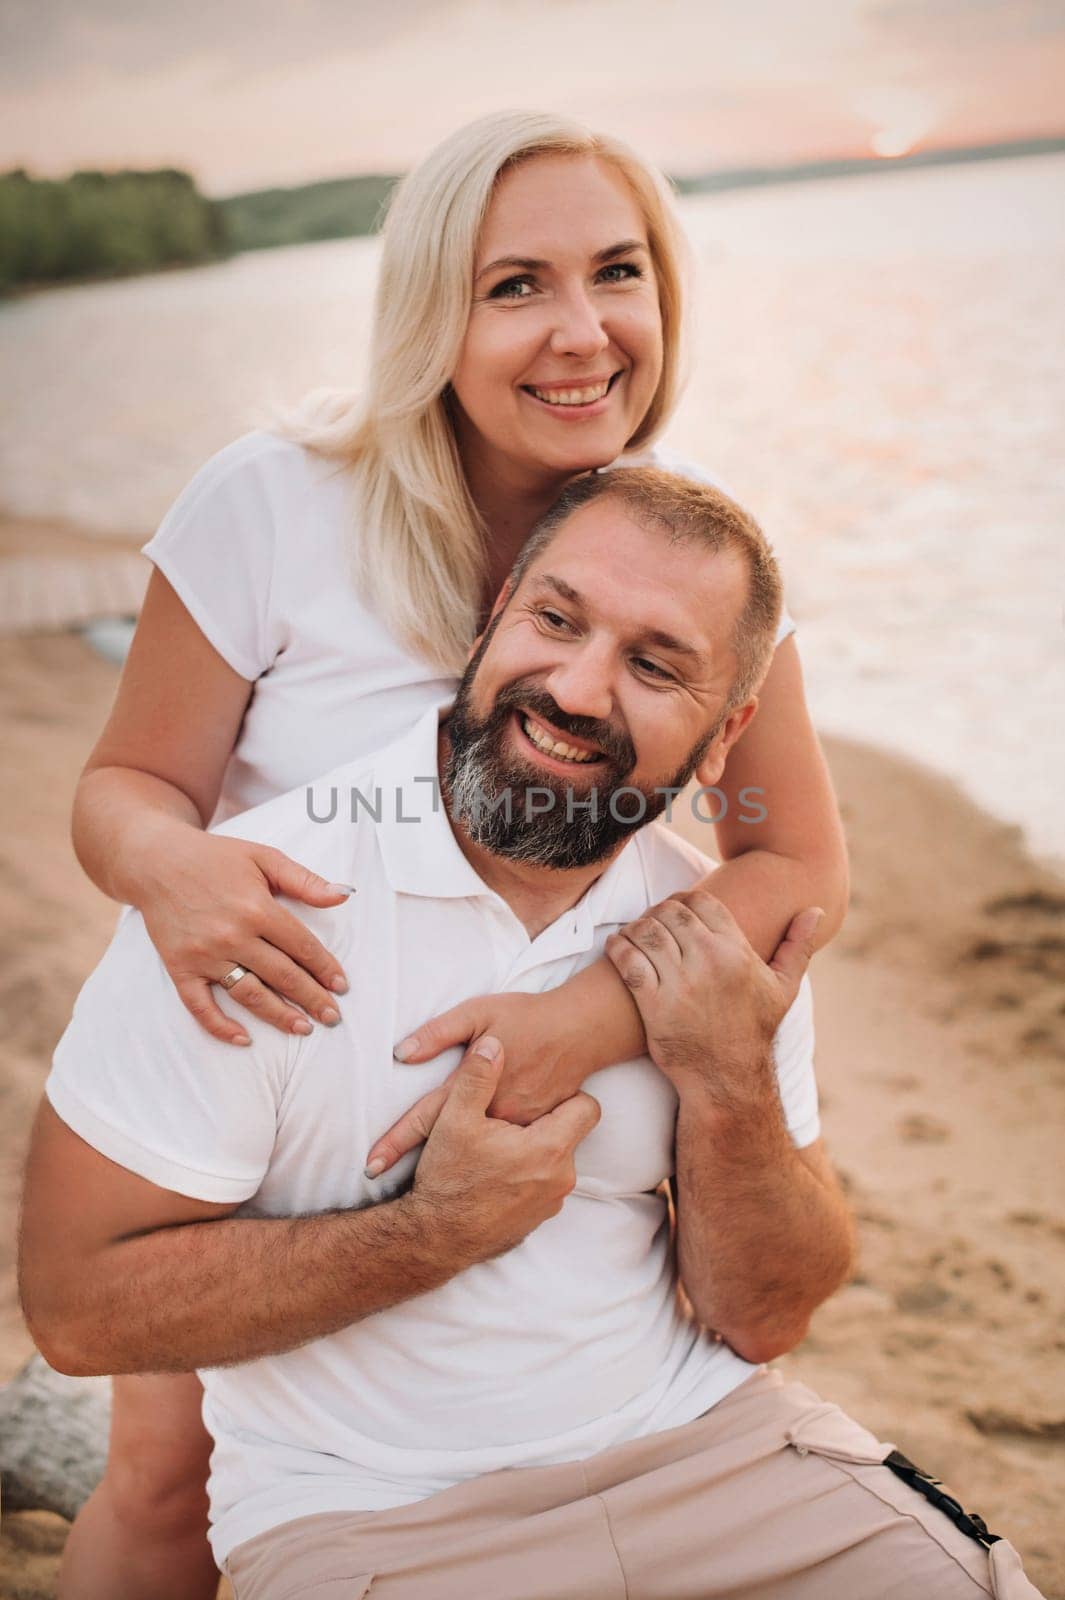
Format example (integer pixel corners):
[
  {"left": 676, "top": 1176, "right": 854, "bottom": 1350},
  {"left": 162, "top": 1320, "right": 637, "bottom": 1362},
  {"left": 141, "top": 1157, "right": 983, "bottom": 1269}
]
[{"left": 475, "top": 239, "right": 649, "bottom": 283}]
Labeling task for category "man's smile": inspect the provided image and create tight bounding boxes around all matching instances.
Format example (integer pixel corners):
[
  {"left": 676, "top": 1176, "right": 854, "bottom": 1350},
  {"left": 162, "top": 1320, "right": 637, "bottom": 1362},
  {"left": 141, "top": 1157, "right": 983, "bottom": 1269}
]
[{"left": 511, "top": 708, "right": 608, "bottom": 773}]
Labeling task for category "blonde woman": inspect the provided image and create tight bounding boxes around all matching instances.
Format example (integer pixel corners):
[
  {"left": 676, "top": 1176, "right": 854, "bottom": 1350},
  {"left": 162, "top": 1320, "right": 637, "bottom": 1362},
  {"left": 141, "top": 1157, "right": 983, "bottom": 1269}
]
[{"left": 63, "top": 112, "right": 848, "bottom": 1598}]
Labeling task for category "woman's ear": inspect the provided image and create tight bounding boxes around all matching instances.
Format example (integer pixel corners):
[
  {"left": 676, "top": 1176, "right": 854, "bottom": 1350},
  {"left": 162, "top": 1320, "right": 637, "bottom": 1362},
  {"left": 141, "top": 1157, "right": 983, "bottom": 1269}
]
[{"left": 693, "top": 698, "right": 759, "bottom": 788}]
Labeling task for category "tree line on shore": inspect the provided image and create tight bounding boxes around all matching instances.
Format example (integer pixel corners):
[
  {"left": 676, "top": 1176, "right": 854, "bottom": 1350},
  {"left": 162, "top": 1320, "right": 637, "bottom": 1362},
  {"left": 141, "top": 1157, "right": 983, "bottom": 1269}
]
[{"left": 0, "top": 167, "right": 397, "bottom": 293}]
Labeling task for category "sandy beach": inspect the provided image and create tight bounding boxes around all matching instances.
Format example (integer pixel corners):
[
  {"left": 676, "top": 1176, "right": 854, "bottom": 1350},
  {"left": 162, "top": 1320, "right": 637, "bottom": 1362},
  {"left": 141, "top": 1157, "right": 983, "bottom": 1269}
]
[{"left": 1, "top": 517, "right": 1062, "bottom": 1598}]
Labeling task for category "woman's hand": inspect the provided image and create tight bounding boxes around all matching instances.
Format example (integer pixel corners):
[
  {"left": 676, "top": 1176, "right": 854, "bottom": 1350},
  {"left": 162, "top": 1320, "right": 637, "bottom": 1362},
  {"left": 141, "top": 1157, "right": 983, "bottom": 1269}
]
[
  {"left": 364, "top": 989, "right": 587, "bottom": 1176},
  {"left": 137, "top": 822, "right": 353, "bottom": 1045}
]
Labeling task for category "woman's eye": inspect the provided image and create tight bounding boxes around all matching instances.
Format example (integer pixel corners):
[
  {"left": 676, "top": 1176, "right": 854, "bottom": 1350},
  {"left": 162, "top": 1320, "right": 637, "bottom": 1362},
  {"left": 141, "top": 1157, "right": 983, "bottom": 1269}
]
[
  {"left": 488, "top": 276, "right": 535, "bottom": 300},
  {"left": 599, "top": 262, "right": 643, "bottom": 284},
  {"left": 538, "top": 609, "right": 574, "bottom": 631}
]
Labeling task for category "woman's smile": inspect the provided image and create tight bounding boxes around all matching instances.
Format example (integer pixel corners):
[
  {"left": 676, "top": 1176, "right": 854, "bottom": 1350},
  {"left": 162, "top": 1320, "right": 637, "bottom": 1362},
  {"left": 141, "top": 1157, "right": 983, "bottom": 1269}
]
[{"left": 520, "top": 369, "right": 626, "bottom": 420}]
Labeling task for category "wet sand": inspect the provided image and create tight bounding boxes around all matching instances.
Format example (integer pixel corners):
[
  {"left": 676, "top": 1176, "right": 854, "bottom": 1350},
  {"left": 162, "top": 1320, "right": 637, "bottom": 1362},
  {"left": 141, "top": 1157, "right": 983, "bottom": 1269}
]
[{"left": 1, "top": 539, "right": 1062, "bottom": 1596}]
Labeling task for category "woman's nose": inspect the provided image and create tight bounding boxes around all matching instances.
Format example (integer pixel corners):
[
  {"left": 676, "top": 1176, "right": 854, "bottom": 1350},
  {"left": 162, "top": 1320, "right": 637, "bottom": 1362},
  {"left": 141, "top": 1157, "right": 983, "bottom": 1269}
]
[{"left": 549, "top": 288, "right": 609, "bottom": 360}]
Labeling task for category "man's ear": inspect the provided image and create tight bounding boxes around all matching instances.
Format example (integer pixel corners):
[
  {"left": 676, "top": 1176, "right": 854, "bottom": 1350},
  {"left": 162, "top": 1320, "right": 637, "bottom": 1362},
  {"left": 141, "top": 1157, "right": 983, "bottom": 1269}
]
[
  {"left": 466, "top": 577, "right": 514, "bottom": 665},
  {"left": 693, "top": 698, "right": 759, "bottom": 788}
]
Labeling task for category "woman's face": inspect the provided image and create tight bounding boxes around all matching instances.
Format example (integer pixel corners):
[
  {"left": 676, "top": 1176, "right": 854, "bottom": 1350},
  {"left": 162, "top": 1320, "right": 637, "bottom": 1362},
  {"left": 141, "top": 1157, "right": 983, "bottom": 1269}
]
[{"left": 450, "top": 154, "right": 664, "bottom": 493}]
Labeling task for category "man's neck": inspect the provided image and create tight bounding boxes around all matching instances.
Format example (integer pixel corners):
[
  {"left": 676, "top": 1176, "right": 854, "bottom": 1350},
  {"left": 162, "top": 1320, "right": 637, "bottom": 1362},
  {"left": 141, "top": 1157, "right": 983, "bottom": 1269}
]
[{"left": 437, "top": 727, "right": 620, "bottom": 940}]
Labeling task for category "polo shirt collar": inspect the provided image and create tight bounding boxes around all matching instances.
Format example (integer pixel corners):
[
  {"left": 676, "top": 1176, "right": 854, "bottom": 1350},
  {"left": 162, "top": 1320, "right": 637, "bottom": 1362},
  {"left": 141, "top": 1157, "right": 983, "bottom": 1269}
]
[{"left": 372, "top": 702, "right": 655, "bottom": 932}]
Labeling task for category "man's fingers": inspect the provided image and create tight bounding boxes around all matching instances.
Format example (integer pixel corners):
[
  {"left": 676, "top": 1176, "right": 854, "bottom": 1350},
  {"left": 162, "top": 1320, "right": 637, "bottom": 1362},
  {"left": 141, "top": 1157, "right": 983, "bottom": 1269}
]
[
  {"left": 435, "top": 1036, "right": 504, "bottom": 1119},
  {"left": 769, "top": 907, "right": 824, "bottom": 998},
  {"left": 605, "top": 931, "right": 659, "bottom": 995},
  {"left": 679, "top": 889, "right": 742, "bottom": 938},
  {"left": 364, "top": 1083, "right": 450, "bottom": 1177},
  {"left": 393, "top": 998, "right": 485, "bottom": 1063},
  {"left": 531, "top": 1089, "right": 601, "bottom": 1148},
  {"left": 617, "top": 908, "right": 684, "bottom": 966}
]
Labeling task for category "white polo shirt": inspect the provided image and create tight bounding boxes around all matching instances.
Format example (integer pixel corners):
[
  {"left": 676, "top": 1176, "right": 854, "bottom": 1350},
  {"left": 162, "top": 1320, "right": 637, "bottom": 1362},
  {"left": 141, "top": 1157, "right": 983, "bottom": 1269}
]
[{"left": 47, "top": 704, "right": 820, "bottom": 1564}]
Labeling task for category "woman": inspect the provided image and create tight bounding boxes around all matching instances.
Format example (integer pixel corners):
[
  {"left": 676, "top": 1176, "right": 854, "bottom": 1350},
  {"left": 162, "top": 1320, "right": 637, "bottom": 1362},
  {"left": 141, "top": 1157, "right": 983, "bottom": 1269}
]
[{"left": 63, "top": 111, "right": 848, "bottom": 1598}]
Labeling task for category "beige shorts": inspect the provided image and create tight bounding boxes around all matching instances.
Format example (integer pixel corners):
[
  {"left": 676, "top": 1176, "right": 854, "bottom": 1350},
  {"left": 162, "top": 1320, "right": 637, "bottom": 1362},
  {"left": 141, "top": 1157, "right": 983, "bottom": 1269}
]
[{"left": 224, "top": 1368, "right": 1043, "bottom": 1600}]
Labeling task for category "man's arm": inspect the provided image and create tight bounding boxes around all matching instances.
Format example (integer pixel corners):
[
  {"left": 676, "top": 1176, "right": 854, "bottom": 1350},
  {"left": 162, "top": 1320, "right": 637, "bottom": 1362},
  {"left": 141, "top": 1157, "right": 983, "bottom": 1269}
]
[
  {"left": 19, "top": 1041, "right": 601, "bottom": 1378},
  {"left": 672, "top": 1102, "right": 853, "bottom": 1362},
  {"left": 18, "top": 1100, "right": 456, "bottom": 1377},
  {"left": 606, "top": 892, "right": 855, "bottom": 1365}
]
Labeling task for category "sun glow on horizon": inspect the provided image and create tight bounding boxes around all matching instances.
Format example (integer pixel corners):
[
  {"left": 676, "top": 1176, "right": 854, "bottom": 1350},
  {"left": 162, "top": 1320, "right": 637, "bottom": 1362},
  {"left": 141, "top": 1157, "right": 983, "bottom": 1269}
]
[{"left": 857, "top": 88, "right": 942, "bottom": 160}]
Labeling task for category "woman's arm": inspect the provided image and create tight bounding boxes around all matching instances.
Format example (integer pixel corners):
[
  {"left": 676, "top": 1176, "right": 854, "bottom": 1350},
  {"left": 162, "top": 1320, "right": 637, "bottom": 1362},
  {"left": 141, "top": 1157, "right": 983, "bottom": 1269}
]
[
  {"left": 701, "top": 635, "right": 849, "bottom": 950},
  {"left": 365, "top": 638, "right": 849, "bottom": 1171},
  {"left": 73, "top": 569, "right": 351, "bottom": 1042}
]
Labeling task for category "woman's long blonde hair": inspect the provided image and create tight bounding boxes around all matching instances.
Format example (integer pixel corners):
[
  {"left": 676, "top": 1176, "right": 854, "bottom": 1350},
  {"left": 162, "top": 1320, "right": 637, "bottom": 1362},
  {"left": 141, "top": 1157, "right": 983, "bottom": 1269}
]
[{"left": 282, "top": 110, "right": 689, "bottom": 673}]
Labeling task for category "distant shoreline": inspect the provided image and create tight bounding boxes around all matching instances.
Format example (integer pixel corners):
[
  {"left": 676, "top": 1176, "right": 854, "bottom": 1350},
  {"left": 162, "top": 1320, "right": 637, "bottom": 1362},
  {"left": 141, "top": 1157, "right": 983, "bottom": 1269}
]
[
  {"left": 669, "top": 133, "right": 1065, "bottom": 196},
  {"left": 7, "top": 135, "right": 1063, "bottom": 298}
]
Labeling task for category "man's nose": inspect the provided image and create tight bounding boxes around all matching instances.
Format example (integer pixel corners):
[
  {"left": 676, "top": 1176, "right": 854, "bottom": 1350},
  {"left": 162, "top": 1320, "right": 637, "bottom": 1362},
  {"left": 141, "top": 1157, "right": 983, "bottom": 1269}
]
[
  {"left": 549, "top": 286, "right": 609, "bottom": 361},
  {"left": 543, "top": 647, "right": 614, "bottom": 724}
]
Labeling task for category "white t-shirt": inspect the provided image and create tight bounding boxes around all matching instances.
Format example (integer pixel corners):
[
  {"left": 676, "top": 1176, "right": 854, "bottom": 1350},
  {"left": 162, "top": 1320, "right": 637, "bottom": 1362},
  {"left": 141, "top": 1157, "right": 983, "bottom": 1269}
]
[
  {"left": 141, "top": 431, "right": 795, "bottom": 823},
  {"left": 47, "top": 703, "right": 819, "bottom": 1565}
]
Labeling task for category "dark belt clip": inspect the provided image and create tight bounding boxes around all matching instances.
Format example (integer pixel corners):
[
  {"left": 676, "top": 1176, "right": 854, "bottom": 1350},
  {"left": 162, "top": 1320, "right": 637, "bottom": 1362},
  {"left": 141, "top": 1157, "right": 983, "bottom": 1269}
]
[{"left": 883, "top": 1449, "right": 1001, "bottom": 1550}]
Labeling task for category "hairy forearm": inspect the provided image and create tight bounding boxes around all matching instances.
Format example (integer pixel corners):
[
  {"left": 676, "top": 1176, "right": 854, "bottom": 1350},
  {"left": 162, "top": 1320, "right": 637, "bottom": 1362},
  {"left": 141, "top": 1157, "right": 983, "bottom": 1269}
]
[
  {"left": 34, "top": 1195, "right": 461, "bottom": 1377},
  {"left": 673, "top": 1068, "right": 854, "bottom": 1361},
  {"left": 72, "top": 766, "right": 204, "bottom": 906}
]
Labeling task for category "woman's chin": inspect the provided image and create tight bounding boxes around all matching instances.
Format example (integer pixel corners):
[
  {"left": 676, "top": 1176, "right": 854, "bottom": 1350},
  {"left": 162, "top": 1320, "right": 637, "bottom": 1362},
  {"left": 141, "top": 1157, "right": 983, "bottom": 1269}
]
[{"left": 527, "top": 423, "right": 634, "bottom": 477}]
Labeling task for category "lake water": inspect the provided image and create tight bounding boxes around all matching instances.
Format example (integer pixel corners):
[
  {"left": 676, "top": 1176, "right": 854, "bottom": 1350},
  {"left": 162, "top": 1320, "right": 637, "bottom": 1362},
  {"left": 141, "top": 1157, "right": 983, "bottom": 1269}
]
[{"left": 2, "top": 154, "right": 1063, "bottom": 864}]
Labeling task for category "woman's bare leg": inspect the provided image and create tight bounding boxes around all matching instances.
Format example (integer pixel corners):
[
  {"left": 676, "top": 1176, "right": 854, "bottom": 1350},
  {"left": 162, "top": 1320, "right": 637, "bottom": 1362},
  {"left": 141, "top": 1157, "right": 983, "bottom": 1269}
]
[{"left": 59, "top": 1372, "right": 219, "bottom": 1600}]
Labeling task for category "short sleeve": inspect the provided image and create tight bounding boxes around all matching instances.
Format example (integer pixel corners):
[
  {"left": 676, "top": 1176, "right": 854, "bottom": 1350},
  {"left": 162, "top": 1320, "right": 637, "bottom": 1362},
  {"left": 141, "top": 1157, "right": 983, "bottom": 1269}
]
[
  {"left": 770, "top": 976, "right": 820, "bottom": 1148},
  {"left": 141, "top": 432, "right": 286, "bottom": 681},
  {"left": 46, "top": 908, "right": 292, "bottom": 1203},
  {"left": 611, "top": 445, "right": 796, "bottom": 646}
]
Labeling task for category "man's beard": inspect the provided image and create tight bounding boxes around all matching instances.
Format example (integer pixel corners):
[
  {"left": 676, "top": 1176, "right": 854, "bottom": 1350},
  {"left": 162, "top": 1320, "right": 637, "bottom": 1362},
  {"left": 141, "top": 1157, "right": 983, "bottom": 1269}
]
[{"left": 444, "top": 641, "right": 718, "bottom": 871}]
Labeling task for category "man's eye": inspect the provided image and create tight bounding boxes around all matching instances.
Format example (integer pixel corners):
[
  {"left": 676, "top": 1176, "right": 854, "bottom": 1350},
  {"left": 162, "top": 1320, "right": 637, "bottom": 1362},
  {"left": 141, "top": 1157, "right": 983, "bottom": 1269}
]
[
  {"left": 488, "top": 276, "right": 535, "bottom": 300},
  {"left": 599, "top": 262, "right": 643, "bottom": 284},
  {"left": 539, "top": 609, "right": 573, "bottom": 630},
  {"left": 634, "top": 657, "right": 673, "bottom": 680}
]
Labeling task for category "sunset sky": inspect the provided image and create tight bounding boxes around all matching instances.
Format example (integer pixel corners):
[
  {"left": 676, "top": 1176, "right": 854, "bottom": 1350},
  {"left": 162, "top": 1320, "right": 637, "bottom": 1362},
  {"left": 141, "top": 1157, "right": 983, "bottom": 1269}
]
[{"left": 2, "top": 0, "right": 1063, "bottom": 195}]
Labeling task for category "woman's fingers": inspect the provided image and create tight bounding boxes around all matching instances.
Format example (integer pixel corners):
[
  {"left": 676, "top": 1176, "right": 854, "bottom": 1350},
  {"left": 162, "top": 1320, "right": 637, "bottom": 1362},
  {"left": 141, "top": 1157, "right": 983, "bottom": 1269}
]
[
  {"left": 364, "top": 1082, "right": 452, "bottom": 1176},
  {"left": 393, "top": 997, "right": 487, "bottom": 1063},
  {"left": 256, "top": 845, "right": 356, "bottom": 912},
  {"left": 243, "top": 937, "right": 343, "bottom": 1028},
  {"left": 175, "top": 978, "right": 252, "bottom": 1047},
  {"left": 261, "top": 900, "right": 350, "bottom": 999},
  {"left": 212, "top": 959, "right": 317, "bottom": 1037}
]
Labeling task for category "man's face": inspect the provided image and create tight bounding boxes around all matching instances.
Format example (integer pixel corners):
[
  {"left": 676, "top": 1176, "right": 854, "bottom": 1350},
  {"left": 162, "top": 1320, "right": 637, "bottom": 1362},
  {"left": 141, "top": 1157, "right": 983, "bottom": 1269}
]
[{"left": 445, "top": 497, "right": 758, "bottom": 869}]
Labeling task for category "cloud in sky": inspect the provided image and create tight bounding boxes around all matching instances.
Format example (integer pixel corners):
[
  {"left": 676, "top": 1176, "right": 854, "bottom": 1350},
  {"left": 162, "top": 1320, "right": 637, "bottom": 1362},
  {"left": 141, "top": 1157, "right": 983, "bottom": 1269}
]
[{"left": 1, "top": 0, "right": 1062, "bottom": 192}]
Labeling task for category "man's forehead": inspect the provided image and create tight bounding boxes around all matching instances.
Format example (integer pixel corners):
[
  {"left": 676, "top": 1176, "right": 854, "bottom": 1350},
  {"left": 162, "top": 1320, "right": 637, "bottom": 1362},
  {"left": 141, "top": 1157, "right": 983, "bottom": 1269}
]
[{"left": 522, "top": 517, "right": 745, "bottom": 667}]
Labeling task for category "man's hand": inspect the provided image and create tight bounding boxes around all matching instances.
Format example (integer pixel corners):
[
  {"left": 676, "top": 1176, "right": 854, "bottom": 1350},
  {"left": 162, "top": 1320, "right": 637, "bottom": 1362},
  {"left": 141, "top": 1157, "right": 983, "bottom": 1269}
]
[
  {"left": 604, "top": 893, "right": 823, "bottom": 1102},
  {"left": 366, "top": 990, "right": 594, "bottom": 1177},
  {"left": 406, "top": 1036, "right": 602, "bottom": 1263}
]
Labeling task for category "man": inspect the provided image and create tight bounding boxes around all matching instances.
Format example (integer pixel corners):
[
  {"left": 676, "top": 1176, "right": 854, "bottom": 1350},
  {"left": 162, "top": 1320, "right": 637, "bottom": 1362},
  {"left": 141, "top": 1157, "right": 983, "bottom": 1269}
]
[{"left": 21, "top": 470, "right": 1040, "bottom": 1598}]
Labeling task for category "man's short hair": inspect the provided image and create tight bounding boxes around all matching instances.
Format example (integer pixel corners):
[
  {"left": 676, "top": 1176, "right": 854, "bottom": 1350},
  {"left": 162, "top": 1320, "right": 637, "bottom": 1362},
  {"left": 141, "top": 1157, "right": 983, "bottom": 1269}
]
[{"left": 509, "top": 467, "right": 784, "bottom": 711}]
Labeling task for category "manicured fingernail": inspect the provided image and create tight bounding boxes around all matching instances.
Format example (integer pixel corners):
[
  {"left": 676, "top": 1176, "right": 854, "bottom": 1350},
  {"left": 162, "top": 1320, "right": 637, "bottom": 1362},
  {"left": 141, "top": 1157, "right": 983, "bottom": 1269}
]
[
  {"left": 233, "top": 1034, "right": 252, "bottom": 1047},
  {"left": 394, "top": 1036, "right": 418, "bottom": 1061},
  {"left": 328, "top": 883, "right": 357, "bottom": 896},
  {"left": 473, "top": 1035, "right": 501, "bottom": 1060},
  {"left": 330, "top": 975, "right": 349, "bottom": 994},
  {"left": 364, "top": 1158, "right": 386, "bottom": 1179},
  {"left": 320, "top": 1006, "right": 341, "bottom": 1026},
  {"left": 292, "top": 1018, "right": 313, "bottom": 1035}
]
